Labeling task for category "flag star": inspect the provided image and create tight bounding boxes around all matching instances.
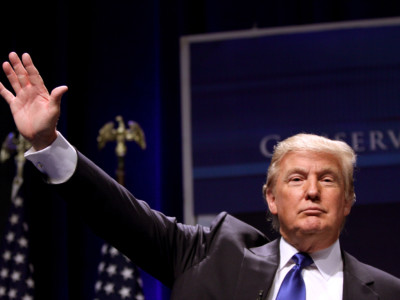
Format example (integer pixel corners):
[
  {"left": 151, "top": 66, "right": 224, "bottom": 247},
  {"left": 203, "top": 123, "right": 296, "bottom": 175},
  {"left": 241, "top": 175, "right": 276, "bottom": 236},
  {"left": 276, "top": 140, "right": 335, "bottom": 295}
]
[
  {"left": 120, "top": 267, "right": 133, "bottom": 280},
  {"left": 18, "top": 237, "right": 28, "bottom": 248},
  {"left": 101, "top": 244, "right": 108, "bottom": 255},
  {"left": 9, "top": 214, "right": 19, "bottom": 225},
  {"left": 13, "top": 197, "right": 23, "bottom": 207},
  {"left": 8, "top": 288, "right": 17, "bottom": 298},
  {"left": 22, "top": 294, "right": 33, "bottom": 300},
  {"left": 137, "top": 277, "right": 143, "bottom": 287},
  {"left": 26, "top": 278, "right": 34, "bottom": 288},
  {"left": 3, "top": 251, "right": 12, "bottom": 261},
  {"left": 103, "top": 282, "right": 114, "bottom": 295},
  {"left": 118, "top": 286, "right": 131, "bottom": 299},
  {"left": 0, "top": 286, "right": 6, "bottom": 296},
  {"left": 106, "top": 264, "right": 117, "bottom": 277},
  {"left": 23, "top": 223, "right": 29, "bottom": 232},
  {"left": 136, "top": 292, "right": 145, "bottom": 300},
  {"left": 98, "top": 262, "right": 105, "bottom": 273},
  {"left": 14, "top": 253, "right": 25, "bottom": 264},
  {"left": 11, "top": 271, "right": 21, "bottom": 282},
  {"left": 6, "top": 232, "right": 15, "bottom": 243},
  {"left": 0, "top": 268, "right": 9, "bottom": 278},
  {"left": 109, "top": 247, "right": 118, "bottom": 257},
  {"left": 94, "top": 280, "right": 102, "bottom": 292}
]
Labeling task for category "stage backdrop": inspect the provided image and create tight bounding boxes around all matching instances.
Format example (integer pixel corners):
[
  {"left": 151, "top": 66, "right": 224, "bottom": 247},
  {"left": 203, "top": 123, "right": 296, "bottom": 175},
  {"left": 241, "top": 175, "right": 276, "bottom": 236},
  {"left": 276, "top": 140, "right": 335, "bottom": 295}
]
[{"left": 181, "top": 17, "right": 400, "bottom": 276}]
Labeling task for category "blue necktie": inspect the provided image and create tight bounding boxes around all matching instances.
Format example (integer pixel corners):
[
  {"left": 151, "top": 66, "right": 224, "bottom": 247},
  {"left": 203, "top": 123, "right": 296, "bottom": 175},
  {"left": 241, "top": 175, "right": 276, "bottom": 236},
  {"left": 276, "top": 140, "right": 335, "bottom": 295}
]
[{"left": 276, "top": 253, "right": 314, "bottom": 300}]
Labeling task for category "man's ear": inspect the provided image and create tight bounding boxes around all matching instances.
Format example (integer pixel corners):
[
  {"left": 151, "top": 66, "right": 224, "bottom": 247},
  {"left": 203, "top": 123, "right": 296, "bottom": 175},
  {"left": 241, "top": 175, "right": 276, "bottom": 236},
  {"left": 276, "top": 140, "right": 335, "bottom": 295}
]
[
  {"left": 343, "top": 196, "right": 353, "bottom": 217},
  {"left": 265, "top": 187, "right": 278, "bottom": 215}
]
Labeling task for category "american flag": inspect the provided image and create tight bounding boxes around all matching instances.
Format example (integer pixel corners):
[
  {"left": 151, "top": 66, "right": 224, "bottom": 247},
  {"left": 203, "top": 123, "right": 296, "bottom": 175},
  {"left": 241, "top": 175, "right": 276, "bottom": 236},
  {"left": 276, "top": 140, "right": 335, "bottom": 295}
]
[
  {"left": 93, "top": 243, "right": 145, "bottom": 300},
  {"left": 0, "top": 158, "right": 34, "bottom": 300}
]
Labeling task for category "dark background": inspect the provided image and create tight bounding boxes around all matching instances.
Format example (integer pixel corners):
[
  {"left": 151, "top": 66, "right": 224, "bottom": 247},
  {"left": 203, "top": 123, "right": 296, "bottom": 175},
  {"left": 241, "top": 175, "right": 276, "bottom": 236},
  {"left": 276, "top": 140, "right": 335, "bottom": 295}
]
[{"left": 1, "top": 1, "right": 400, "bottom": 299}]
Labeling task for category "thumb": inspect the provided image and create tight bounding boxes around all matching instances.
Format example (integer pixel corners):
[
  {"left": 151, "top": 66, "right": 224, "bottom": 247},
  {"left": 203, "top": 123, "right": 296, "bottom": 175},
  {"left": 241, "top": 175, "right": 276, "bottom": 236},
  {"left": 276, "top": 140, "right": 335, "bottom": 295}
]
[{"left": 50, "top": 85, "right": 68, "bottom": 103}]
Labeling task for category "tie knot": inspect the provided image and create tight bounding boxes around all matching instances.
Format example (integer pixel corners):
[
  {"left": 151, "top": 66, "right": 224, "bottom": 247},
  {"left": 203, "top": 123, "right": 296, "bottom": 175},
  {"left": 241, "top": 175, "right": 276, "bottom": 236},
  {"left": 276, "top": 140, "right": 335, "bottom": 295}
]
[{"left": 292, "top": 253, "right": 313, "bottom": 269}]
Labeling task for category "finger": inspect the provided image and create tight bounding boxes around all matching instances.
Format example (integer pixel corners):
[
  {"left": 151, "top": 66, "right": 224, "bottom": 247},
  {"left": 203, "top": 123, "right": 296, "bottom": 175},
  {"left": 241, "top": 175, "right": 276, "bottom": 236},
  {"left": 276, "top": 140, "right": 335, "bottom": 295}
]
[
  {"left": 22, "top": 53, "right": 45, "bottom": 88},
  {"left": 8, "top": 52, "right": 29, "bottom": 87},
  {"left": 0, "top": 81, "right": 15, "bottom": 104},
  {"left": 2, "top": 61, "right": 21, "bottom": 94},
  {"left": 50, "top": 85, "right": 68, "bottom": 105}
]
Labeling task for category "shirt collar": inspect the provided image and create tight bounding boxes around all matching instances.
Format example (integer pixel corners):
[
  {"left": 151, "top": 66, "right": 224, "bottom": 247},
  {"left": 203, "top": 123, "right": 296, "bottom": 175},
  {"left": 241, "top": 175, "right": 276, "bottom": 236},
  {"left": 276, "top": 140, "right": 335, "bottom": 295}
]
[{"left": 279, "top": 237, "right": 343, "bottom": 281}]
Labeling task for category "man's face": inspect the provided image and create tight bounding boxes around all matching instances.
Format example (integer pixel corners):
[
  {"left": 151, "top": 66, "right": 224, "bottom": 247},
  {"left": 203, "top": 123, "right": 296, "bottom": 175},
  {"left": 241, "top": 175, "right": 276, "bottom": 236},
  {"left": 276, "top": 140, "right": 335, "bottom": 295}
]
[{"left": 266, "top": 150, "right": 352, "bottom": 249}]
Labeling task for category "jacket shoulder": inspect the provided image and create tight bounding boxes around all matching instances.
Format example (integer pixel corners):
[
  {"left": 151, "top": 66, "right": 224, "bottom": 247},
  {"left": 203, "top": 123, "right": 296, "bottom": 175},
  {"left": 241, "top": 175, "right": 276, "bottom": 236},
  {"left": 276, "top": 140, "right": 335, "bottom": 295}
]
[
  {"left": 363, "top": 262, "right": 400, "bottom": 290},
  {"left": 343, "top": 251, "right": 400, "bottom": 296},
  {"left": 208, "top": 212, "right": 270, "bottom": 248}
]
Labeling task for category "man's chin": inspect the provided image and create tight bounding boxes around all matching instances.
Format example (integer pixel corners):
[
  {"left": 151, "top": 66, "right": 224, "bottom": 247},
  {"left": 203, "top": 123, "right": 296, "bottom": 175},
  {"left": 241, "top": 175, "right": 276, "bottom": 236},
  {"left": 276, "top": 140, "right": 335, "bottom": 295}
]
[
  {"left": 282, "top": 221, "right": 324, "bottom": 238},
  {"left": 298, "top": 218, "right": 324, "bottom": 234}
]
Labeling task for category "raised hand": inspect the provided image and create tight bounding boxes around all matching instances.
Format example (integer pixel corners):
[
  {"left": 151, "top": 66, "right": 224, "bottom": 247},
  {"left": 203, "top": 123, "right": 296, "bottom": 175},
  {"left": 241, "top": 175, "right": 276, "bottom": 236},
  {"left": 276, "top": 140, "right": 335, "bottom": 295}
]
[{"left": 0, "top": 52, "right": 68, "bottom": 150}]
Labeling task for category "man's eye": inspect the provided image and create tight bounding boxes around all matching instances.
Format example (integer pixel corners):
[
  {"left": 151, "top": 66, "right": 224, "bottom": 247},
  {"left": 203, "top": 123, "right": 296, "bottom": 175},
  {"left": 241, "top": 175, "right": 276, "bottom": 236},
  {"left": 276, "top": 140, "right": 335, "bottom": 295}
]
[
  {"left": 290, "top": 177, "right": 302, "bottom": 182},
  {"left": 322, "top": 177, "right": 333, "bottom": 183}
]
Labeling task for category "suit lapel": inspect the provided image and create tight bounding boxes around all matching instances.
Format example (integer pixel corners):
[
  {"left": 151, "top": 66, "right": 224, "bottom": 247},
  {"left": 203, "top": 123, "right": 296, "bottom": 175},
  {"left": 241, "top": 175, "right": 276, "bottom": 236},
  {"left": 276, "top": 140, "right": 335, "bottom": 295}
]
[
  {"left": 234, "top": 239, "right": 280, "bottom": 300},
  {"left": 233, "top": 239, "right": 381, "bottom": 300},
  {"left": 342, "top": 251, "right": 379, "bottom": 300}
]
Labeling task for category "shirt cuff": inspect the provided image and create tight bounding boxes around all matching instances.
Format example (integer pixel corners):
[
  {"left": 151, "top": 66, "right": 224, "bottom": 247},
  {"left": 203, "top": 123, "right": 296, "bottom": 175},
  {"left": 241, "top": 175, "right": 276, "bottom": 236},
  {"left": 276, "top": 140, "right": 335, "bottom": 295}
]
[{"left": 25, "top": 132, "right": 78, "bottom": 184}]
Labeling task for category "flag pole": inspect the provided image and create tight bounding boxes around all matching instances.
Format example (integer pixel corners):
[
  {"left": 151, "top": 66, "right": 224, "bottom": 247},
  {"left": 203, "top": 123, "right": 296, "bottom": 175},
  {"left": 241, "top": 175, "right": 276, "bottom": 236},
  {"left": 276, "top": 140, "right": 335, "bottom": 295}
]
[
  {"left": 1, "top": 132, "right": 31, "bottom": 197},
  {"left": 94, "top": 116, "right": 146, "bottom": 300}
]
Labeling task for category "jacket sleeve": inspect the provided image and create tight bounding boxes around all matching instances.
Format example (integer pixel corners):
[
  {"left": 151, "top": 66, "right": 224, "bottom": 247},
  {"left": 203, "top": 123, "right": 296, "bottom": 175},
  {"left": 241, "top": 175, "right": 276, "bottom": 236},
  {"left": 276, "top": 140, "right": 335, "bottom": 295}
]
[{"left": 51, "top": 151, "right": 224, "bottom": 287}]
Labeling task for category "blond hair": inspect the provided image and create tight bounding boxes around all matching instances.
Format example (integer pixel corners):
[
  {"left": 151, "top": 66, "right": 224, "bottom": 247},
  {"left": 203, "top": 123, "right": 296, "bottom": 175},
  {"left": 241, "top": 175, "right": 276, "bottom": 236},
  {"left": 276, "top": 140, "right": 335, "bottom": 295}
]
[{"left": 263, "top": 133, "right": 356, "bottom": 231}]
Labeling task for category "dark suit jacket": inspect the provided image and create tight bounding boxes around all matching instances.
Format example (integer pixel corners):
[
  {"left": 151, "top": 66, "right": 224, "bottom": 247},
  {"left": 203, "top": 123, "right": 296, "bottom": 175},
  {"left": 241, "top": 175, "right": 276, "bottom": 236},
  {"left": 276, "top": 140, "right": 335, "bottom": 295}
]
[{"left": 54, "top": 152, "right": 400, "bottom": 299}]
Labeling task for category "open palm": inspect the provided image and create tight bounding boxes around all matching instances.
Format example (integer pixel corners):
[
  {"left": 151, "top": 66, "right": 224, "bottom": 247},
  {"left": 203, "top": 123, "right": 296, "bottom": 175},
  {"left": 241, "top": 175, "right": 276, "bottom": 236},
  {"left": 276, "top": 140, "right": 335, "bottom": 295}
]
[{"left": 0, "top": 52, "right": 68, "bottom": 150}]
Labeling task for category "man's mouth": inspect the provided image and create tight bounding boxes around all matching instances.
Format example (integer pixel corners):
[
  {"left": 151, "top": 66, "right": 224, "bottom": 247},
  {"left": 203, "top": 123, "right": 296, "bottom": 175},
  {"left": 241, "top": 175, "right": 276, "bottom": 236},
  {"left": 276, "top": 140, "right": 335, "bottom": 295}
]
[{"left": 300, "top": 207, "right": 325, "bottom": 215}]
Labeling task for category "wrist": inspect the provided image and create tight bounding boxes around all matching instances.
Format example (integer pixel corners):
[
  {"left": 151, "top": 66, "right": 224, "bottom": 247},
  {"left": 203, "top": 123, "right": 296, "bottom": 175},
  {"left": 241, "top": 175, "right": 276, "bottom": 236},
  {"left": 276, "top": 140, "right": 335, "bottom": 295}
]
[{"left": 31, "top": 131, "right": 58, "bottom": 151}]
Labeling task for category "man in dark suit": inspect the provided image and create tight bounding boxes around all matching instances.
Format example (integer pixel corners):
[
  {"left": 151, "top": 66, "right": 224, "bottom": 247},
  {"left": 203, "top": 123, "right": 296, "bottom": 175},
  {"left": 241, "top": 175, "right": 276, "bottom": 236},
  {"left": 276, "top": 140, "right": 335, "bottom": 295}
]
[{"left": 1, "top": 52, "right": 400, "bottom": 299}]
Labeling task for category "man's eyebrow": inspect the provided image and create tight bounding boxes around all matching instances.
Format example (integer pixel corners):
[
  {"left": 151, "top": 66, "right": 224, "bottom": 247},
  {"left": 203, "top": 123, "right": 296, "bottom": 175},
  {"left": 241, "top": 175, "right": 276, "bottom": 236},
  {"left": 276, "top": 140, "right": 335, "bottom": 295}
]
[
  {"left": 318, "top": 167, "right": 341, "bottom": 176},
  {"left": 283, "top": 167, "right": 308, "bottom": 177},
  {"left": 283, "top": 167, "right": 341, "bottom": 177}
]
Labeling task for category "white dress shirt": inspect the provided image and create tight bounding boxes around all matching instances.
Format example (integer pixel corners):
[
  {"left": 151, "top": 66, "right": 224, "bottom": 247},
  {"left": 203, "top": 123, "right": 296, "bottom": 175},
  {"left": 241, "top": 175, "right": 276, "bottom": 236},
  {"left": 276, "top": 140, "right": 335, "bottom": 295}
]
[
  {"left": 25, "top": 132, "right": 77, "bottom": 184},
  {"left": 267, "top": 238, "right": 343, "bottom": 300}
]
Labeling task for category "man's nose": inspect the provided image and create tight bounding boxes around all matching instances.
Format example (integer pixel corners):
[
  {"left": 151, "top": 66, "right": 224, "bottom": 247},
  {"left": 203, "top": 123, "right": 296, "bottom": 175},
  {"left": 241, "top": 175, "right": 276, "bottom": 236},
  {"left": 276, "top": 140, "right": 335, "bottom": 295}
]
[{"left": 305, "top": 179, "right": 320, "bottom": 201}]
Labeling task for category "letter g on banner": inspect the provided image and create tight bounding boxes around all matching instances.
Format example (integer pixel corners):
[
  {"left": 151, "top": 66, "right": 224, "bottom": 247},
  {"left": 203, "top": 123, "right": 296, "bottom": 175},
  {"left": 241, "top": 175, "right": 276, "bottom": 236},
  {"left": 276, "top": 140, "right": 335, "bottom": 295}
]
[{"left": 260, "top": 134, "right": 281, "bottom": 158}]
